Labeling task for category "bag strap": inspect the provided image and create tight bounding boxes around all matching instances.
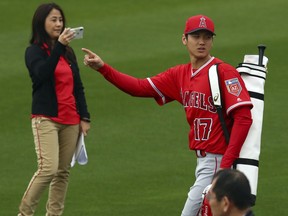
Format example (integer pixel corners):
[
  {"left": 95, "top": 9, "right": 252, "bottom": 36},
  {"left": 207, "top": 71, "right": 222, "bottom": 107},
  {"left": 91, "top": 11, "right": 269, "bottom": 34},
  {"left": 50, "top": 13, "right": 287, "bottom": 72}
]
[{"left": 208, "top": 64, "right": 230, "bottom": 144}]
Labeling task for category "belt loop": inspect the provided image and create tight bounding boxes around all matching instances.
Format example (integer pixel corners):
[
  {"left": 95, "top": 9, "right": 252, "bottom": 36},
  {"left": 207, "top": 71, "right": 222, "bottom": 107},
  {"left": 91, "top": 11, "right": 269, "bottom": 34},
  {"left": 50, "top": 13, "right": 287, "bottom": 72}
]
[{"left": 196, "top": 150, "right": 207, "bottom": 158}]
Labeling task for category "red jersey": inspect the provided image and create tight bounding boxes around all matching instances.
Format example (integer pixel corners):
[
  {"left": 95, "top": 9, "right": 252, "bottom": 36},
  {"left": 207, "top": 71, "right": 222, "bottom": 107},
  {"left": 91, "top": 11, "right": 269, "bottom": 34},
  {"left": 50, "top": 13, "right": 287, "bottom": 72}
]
[
  {"left": 98, "top": 58, "right": 252, "bottom": 167},
  {"left": 148, "top": 57, "right": 252, "bottom": 154}
]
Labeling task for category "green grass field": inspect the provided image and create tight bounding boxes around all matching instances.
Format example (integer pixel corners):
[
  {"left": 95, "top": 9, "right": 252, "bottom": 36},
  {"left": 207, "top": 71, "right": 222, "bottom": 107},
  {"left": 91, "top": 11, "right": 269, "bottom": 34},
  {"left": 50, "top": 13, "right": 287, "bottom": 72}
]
[{"left": 1, "top": 0, "right": 287, "bottom": 215}]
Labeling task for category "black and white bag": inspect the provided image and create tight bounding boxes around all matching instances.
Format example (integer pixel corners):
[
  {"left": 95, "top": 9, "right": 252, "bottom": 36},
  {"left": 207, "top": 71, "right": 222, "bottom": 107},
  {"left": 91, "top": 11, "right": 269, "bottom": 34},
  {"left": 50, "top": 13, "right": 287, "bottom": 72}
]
[{"left": 208, "top": 53, "right": 268, "bottom": 205}]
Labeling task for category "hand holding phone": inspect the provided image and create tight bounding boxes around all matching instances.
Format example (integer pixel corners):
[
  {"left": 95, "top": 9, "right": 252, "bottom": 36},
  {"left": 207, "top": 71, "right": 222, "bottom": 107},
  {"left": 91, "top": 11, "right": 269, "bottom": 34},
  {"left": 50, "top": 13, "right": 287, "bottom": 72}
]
[{"left": 70, "top": 27, "right": 84, "bottom": 39}]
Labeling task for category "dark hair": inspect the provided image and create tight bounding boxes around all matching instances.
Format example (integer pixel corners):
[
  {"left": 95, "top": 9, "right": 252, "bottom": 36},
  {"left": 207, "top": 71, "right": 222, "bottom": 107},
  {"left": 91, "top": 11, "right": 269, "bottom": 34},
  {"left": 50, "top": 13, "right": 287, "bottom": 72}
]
[
  {"left": 212, "top": 169, "right": 253, "bottom": 210},
  {"left": 30, "top": 3, "right": 66, "bottom": 46},
  {"left": 29, "top": 3, "right": 76, "bottom": 64},
  {"left": 185, "top": 30, "right": 214, "bottom": 40}
]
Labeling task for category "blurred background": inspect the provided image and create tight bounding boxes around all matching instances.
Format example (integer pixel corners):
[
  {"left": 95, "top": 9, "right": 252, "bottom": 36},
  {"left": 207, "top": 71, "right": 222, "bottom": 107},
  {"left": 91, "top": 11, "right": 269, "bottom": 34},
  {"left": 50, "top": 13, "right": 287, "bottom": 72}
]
[{"left": 0, "top": 0, "right": 287, "bottom": 215}]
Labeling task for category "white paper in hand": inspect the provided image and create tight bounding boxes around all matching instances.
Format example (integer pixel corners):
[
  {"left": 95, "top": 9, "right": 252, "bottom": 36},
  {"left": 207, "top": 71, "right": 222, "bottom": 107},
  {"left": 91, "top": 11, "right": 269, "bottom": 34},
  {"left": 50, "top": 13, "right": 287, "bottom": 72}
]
[{"left": 71, "top": 132, "right": 88, "bottom": 167}]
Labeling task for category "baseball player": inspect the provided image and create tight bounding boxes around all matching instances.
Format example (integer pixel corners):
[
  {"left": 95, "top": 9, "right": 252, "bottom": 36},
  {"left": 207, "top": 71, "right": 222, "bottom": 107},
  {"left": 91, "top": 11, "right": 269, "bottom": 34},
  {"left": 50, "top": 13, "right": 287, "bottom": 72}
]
[{"left": 82, "top": 15, "right": 253, "bottom": 216}]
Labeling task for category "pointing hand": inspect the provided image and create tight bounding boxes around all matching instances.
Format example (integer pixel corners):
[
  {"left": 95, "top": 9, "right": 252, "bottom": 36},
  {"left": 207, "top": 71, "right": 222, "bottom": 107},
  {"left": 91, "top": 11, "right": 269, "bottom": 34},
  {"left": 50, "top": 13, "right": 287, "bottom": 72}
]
[{"left": 82, "top": 48, "right": 104, "bottom": 70}]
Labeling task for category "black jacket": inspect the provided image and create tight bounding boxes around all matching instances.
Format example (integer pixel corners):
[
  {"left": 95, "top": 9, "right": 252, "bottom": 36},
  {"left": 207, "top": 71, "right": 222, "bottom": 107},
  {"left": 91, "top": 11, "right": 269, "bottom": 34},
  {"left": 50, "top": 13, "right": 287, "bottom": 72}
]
[{"left": 25, "top": 41, "right": 90, "bottom": 120}]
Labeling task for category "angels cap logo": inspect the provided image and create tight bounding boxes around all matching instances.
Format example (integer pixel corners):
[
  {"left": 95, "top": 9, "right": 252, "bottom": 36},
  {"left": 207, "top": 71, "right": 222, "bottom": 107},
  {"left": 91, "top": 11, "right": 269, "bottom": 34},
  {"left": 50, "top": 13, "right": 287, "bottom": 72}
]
[
  {"left": 199, "top": 17, "right": 207, "bottom": 28},
  {"left": 184, "top": 15, "right": 216, "bottom": 35}
]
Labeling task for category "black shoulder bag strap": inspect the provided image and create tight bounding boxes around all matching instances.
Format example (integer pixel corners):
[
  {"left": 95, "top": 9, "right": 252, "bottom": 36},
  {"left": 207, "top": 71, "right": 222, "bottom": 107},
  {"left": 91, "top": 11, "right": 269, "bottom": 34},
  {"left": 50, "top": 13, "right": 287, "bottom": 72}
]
[{"left": 208, "top": 64, "right": 230, "bottom": 144}]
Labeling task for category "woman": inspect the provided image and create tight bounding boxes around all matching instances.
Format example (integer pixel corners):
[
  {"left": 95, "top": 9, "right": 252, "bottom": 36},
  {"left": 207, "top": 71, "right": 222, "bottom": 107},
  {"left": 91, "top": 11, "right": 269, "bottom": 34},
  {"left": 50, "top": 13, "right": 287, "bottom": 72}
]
[{"left": 18, "top": 3, "right": 90, "bottom": 216}]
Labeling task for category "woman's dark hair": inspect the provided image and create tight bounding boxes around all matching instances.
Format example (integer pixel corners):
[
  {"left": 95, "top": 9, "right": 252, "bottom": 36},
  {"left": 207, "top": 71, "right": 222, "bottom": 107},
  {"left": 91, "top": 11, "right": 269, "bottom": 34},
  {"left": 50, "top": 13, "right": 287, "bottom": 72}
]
[
  {"left": 212, "top": 169, "right": 253, "bottom": 210},
  {"left": 30, "top": 3, "right": 76, "bottom": 64},
  {"left": 30, "top": 3, "right": 65, "bottom": 46}
]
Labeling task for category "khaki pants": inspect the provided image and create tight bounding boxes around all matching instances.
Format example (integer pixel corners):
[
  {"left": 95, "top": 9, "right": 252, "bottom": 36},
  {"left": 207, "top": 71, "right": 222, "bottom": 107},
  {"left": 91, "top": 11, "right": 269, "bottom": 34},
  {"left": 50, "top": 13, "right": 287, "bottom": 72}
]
[{"left": 19, "top": 117, "right": 80, "bottom": 216}]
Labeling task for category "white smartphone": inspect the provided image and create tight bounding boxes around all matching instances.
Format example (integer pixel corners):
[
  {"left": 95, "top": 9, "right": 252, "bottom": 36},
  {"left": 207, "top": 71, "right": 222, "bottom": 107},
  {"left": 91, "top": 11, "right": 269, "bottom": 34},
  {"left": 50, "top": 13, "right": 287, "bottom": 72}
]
[{"left": 70, "top": 27, "right": 84, "bottom": 39}]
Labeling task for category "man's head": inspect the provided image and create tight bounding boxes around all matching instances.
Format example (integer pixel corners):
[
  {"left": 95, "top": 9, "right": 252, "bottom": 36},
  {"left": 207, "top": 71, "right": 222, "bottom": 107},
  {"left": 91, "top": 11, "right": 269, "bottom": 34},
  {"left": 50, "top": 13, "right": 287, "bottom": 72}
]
[
  {"left": 208, "top": 169, "right": 253, "bottom": 216},
  {"left": 182, "top": 15, "right": 215, "bottom": 62}
]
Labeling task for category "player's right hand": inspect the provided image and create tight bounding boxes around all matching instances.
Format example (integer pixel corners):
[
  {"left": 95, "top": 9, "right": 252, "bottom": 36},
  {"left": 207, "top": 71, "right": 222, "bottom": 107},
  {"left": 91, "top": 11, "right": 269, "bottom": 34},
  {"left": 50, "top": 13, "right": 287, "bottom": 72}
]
[{"left": 82, "top": 48, "right": 104, "bottom": 71}]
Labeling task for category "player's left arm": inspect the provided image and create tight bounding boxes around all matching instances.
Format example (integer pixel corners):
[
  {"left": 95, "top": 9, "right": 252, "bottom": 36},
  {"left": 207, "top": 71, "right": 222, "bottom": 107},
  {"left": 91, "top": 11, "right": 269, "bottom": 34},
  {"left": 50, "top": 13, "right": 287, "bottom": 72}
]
[
  {"left": 220, "top": 104, "right": 252, "bottom": 168},
  {"left": 218, "top": 63, "right": 253, "bottom": 168}
]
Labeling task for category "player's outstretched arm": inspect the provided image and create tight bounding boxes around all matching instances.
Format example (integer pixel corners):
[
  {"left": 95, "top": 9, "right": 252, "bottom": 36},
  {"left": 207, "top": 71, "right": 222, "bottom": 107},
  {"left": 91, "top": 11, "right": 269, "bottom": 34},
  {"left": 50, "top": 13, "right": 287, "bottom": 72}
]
[
  {"left": 82, "top": 48, "right": 104, "bottom": 71},
  {"left": 81, "top": 48, "right": 157, "bottom": 98}
]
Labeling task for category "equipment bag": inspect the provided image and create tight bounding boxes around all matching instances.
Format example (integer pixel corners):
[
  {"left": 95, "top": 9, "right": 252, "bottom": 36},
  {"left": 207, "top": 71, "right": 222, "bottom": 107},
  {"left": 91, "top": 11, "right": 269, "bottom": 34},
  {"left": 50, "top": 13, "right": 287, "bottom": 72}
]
[{"left": 208, "top": 53, "right": 268, "bottom": 205}]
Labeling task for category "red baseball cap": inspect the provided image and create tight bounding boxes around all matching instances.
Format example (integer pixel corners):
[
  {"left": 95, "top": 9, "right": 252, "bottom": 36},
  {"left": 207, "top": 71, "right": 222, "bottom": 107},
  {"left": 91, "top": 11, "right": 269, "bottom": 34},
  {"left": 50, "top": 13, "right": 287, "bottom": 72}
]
[{"left": 184, "top": 15, "right": 215, "bottom": 35}]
